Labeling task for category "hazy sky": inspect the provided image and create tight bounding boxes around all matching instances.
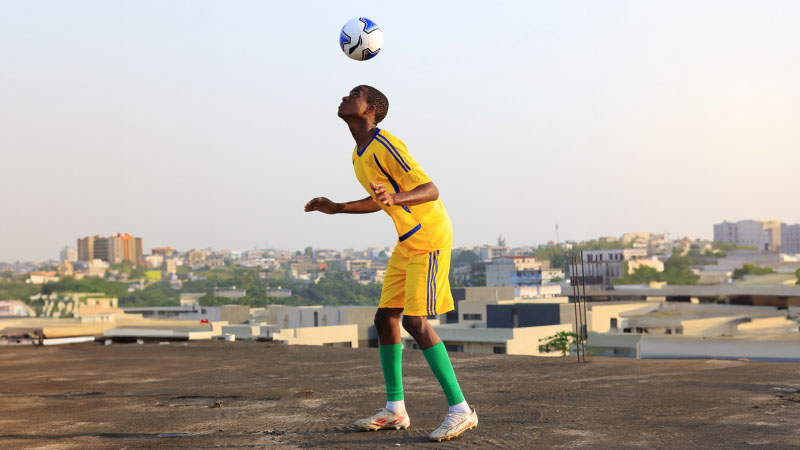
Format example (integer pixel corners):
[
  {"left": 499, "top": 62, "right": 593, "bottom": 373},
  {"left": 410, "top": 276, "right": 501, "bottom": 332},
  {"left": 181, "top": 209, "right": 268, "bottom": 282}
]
[{"left": 1, "top": 1, "right": 799, "bottom": 262}]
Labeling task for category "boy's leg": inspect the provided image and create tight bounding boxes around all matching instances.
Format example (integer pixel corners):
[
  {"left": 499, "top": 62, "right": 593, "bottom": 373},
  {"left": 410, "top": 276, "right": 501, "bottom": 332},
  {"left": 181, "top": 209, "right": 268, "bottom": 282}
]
[
  {"left": 375, "top": 308, "right": 405, "bottom": 410},
  {"left": 354, "top": 250, "right": 410, "bottom": 431},
  {"left": 403, "top": 249, "right": 477, "bottom": 441},
  {"left": 401, "top": 316, "right": 466, "bottom": 409}
]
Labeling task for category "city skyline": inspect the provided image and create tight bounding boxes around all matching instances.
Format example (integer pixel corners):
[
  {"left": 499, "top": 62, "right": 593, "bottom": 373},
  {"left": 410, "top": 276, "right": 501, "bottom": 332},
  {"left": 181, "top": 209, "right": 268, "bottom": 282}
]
[
  {"left": 15, "top": 218, "right": 798, "bottom": 265},
  {"left": 2, "top": 1, "right": 799, "bottom": 262}
]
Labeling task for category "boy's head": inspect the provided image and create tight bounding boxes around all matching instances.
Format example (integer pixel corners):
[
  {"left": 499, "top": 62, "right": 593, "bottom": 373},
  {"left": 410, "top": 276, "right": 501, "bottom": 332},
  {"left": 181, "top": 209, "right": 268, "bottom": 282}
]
[{"left": 338, "top": 85, "right": 389, "bottom": 125}]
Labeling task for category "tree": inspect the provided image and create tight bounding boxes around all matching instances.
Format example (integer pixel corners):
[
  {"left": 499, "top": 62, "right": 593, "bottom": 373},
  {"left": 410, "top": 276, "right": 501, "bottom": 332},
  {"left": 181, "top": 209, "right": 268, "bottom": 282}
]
[
  {"left": 304, "top": 246, "right": 313, "bottom": 256},
  {"left": 0, "top": 280, "right": 41, "bottom": 301},
  {"left": 614, "top": 265, "right": 662, "bottom": 285},
  {"left": 661, "top": 254, "right": 699, "bottom": 285},
  {"left": 732, "top": 263, "right": 775, "bottom": 280},
  {"left": 538, "top": 331, "right": 584, "bottom": 356},
  {"left": 451, "top": 250, "right": 480, "bottom": 268}
]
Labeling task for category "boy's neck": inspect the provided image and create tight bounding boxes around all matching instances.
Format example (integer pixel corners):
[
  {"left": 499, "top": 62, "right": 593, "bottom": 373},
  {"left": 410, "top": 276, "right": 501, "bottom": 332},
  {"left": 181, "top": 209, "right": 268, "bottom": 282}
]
[{"left": 347, "top": 120, "right": 379, "bottom": 150}]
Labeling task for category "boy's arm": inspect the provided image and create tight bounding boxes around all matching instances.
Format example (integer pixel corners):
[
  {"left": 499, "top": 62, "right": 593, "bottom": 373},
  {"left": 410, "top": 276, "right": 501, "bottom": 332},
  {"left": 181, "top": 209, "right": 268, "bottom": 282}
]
[
  {"left": 370, "top": 181, "right": 438, "bottom": 207},
  {"left": 304, "top": 196, "right": 381, "bottom": 214}
]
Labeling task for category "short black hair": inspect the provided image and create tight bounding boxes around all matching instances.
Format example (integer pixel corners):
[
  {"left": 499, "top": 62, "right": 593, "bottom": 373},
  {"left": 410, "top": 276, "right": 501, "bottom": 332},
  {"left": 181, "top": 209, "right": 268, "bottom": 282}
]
[{"left": 360, "top": 85, "right": 389, "bottom": 124}]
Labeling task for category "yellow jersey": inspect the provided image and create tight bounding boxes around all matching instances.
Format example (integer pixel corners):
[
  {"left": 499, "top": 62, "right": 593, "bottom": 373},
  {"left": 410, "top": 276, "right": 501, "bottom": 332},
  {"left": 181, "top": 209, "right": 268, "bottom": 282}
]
[{"left": 352, "top": 128, "right": 452, "bottom": 254}]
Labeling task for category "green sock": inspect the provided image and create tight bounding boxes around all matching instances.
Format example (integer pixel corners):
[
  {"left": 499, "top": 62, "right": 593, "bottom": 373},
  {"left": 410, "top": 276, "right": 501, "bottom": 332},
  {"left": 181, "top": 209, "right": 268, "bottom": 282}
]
[
  {"left": 422, "top": 341, "right": 465, "bottom": 406},
  {"left": 379, "top": 343, "right": 404, "bottom": 402}
]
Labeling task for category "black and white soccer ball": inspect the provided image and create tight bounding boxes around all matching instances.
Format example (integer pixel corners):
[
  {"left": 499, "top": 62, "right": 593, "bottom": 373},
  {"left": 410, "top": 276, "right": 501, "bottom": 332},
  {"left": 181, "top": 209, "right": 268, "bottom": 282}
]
[{"left": 339, "top": 17, "right": 383, "bottom": 61}]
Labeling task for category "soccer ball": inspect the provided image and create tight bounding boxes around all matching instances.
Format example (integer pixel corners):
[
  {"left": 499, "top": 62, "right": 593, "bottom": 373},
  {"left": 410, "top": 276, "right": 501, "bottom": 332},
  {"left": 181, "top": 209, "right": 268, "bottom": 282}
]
[{"left": 339, "top": 17, "right": 383, "bottom": 61}]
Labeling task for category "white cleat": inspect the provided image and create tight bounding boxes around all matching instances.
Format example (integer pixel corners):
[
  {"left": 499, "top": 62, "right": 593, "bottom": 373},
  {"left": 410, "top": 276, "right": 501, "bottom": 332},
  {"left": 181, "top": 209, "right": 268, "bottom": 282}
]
[
  {"left": 354, "top": 408, "right": 410, "bottom": 431},
  {"left": 429, "top": 406, "right": 478, "bottom": 442}
]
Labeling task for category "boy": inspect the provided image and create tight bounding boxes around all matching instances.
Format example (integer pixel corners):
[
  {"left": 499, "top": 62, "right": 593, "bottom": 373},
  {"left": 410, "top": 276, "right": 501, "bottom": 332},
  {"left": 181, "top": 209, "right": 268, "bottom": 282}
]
[{"left": 304, "top": 85, "right": 478, "bottom": 442}]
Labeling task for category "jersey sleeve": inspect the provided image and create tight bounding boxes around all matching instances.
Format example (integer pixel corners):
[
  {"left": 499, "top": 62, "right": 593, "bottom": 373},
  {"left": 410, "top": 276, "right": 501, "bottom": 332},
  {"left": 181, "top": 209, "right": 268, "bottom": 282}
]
[{"left": 373, "top": 134, "right": 432, "bottom": 192}]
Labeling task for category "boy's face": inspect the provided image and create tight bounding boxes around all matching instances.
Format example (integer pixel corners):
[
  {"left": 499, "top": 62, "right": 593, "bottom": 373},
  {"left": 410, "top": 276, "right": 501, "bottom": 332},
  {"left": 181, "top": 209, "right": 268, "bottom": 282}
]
[{"left": 338, "top": 86, "right": 372, "bottom": 121}]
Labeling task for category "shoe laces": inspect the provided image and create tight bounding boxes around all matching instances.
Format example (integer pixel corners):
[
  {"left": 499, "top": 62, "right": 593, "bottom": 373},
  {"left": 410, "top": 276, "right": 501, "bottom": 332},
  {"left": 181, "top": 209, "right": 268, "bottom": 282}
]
[
  {"left": 439, "top": 411, "right": 467, "bottom": 429},
  {"left": 372, "top": 408, "right": 392, "bottom": 418}
]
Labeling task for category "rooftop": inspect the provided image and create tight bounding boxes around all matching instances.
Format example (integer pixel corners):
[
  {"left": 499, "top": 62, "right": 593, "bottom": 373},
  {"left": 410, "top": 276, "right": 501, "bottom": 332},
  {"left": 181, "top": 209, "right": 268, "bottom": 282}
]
[{"left": 1, "top": 342, "right": 799, "bottom": 448}]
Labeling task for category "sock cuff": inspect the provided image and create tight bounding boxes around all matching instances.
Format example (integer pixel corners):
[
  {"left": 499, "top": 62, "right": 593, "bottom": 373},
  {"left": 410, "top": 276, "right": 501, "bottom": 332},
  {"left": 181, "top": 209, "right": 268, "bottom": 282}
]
[
  {"left": 422, "top": 341, "right": 445, "bottom": 356},
  {"left": 379, "top": 342, "right": 403, "bottom": 350}
]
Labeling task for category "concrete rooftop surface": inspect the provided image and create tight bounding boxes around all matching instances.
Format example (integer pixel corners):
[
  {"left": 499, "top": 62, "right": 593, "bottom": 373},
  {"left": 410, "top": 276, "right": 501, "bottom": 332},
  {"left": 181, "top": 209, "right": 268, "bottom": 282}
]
[{"left": 1, "top": 342, "right": 799, "bottom": 449}]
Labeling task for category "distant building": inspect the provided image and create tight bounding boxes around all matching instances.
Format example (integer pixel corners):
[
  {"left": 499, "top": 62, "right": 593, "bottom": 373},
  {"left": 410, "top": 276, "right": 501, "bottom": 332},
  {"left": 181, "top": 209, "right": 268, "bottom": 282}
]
[
  {"left": 145, "top": 254, "right": 164, "bottom": 269},
  {"left": 59, "top": 246, "right": 77, "bottom": 263},
  {"left": 0, "top": 300, "right": 35, "bottom": 317},
  {"left": 152, "top": 247, "right": 177, "bottom": 257},
  {"left": 472, "top": 245, "right": 509, "bottom": 261},
  {"left": 77, "top": 233, "right": 144, "bottom": 266},
  {"left": 290, "top": 260, "right": 318, "bottom": 278},
  {"left": 213, "top": 287, "right": 246, "bottom": 299},
  {"left": 621, "top": 232, "right": 651, "bottom": 245},
  {"left": 354, "top": 268, "right": 385, "bottom": 284},
  {"left": 781, "top": 223, "right": 800, "bottom": 254},
  {"left": 345, "top": 259, "right": 371, "bottom": 271},
  {"left": 713, "top": 220, "right": 781, "bottom": 251},
  {"left": 626, "top": 257, "right": 665, "bottom": 274},
  {"left": 180, "top": 292, "right": 205, "bottom": 305},
  {"left": 122, "top": 304, "right": 251, "bottom": 324},
  {"left": 266, "top": 288, "right": 292, "bottom": 298},
  {"left": 313, "top": 249, "right": 340, "bottom": 260},
  {"left": 567, "top": 248, "right": 650, "bottom": 289},
  {"left": 26, "top": 271, "right": 59, "bottom": 284},
  {"left": 274, "top": 305, "right": 386, "bottom": 347},
  {"left": 164, "top": 258, "right": 178, "bottom": 275},
  {"left": 187, "top": 249, "right": 207, "bottom": 268},
  {"left": 72, "top": 259, "right": 109, "bottom": 277},
  {"left": 486, "top": 256, "right": 560, "bottom": 287},
  {"left": 403, "top": 301, "right": 573, "bottom": 355},
  {"left": 245, "top": 249, "right": 263, "bottom": 259}
]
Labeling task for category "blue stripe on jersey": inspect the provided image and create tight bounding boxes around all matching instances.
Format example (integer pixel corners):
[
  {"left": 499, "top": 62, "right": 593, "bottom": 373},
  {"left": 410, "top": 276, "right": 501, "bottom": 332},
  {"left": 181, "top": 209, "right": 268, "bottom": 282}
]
[
  {"left": 357, "top": 128, "right": 381, "bottom": 157},
  {"left": 372, "top": 154, "right": 399, "bottom": 192},
  {"left": 375, "top": 134, "right": 411, "bottom": 172},
  {"left": 398, "top": 223, "right": 421, "bottom": 242},
  {"left": 373, "top": 154, "right": 411, "bottom": 213}
]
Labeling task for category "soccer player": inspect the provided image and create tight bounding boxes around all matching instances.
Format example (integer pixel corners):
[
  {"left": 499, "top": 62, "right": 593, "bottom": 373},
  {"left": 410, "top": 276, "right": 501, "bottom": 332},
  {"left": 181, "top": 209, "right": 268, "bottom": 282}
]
[{"left": 304, "top": 85, "right": 478, "bottom": 442}]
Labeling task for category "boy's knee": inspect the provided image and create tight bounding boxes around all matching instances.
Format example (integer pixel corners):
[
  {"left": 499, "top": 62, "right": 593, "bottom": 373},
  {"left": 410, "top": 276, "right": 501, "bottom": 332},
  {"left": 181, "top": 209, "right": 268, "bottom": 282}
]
[
  {"left": 374, "top": 309, "right": 399, "bottom": 330},
  {"left": 401, "top": 315, "right": 425, "bottom": 335}
]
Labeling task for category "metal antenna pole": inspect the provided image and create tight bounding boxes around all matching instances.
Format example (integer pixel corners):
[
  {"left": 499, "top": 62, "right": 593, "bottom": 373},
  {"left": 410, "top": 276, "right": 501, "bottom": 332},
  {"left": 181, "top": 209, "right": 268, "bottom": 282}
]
[
  {"left": 575, "top": 255, "right": 585, "bottom": 362},
  {"left": 580, "top": 251, "right": 589, "bottom": 362},
  {"left": 570, "top": 255, "right": 580, "bottom": 362}
]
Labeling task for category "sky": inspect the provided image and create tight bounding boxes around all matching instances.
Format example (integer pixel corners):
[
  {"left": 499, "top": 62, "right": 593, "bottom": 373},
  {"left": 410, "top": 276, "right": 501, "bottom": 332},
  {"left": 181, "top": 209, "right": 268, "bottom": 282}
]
[{"left": 1, "top": 1, "right": 799, "bottom": 262}]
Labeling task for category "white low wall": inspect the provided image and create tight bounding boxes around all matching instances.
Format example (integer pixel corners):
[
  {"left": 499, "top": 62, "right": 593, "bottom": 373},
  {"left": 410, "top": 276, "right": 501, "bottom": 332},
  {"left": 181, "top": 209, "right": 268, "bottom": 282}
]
[
  {"left": 640, "top": 336, "right": 800, "bottom": 361},
  {"left": 273, "top": 324, "right": 358, "bottom": 348}
]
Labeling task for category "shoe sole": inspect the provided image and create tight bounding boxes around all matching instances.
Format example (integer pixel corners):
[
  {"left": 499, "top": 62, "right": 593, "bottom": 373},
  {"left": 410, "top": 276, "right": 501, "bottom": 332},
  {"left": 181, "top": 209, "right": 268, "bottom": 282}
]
[
  {"left": 357, "top": 423, "right": 410, "bottom": 432},
  {"left": 430, "top": 423, "right": 477, "bottom": 442}
]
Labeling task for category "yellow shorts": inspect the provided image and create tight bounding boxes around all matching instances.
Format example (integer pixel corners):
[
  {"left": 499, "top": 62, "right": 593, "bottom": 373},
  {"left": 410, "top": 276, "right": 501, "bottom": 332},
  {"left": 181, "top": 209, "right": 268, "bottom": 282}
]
[{"left": 379, "top": 246, "right": 454, "bottom": 317}]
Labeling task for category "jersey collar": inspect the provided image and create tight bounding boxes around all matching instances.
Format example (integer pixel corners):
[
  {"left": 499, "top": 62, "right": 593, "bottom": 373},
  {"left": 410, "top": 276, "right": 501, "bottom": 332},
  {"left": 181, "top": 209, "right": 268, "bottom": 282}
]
[{"left": 356, "top": 128, "right": 381, "bottom": 157}]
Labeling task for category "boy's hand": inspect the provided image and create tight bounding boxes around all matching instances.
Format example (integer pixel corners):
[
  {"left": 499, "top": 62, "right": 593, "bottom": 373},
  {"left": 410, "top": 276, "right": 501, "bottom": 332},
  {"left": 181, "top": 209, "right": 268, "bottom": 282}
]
[
  {"left": 304, "top": 197, "right": 343, "bottom": 214},
  {"left": 370, "top": 181, "right": 396, "bottom": 207}
]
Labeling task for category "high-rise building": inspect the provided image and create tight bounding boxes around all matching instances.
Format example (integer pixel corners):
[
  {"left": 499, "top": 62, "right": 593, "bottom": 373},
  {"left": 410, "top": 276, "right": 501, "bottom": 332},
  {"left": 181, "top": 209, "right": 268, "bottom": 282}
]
[
  {"left": 77, "top": 233, "right": 144, "bottom": 266},
  {"left": 59, "top": 246, "right": 77, "bottom": 263},
  {"left": 77, "top": 236, "right": 95, "bottom": 262}
]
